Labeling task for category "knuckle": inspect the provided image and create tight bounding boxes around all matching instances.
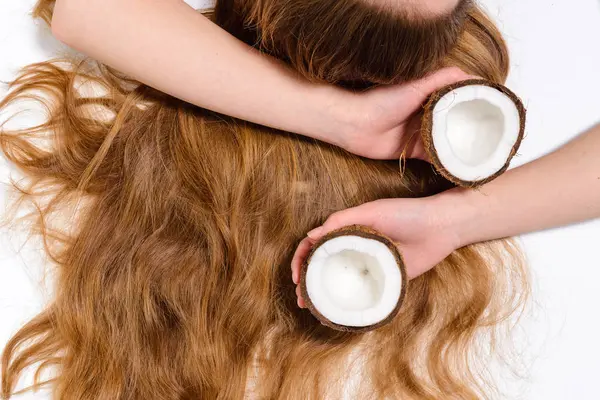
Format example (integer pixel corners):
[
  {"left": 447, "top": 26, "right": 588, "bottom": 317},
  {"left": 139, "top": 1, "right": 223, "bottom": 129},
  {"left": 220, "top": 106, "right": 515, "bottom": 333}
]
[{"left": 326, "top": 212, "right": 344, "bottom": 227}]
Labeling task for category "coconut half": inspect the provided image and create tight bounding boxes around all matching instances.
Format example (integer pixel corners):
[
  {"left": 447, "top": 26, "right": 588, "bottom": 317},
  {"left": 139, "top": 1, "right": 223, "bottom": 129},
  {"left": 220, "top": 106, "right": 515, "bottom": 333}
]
[
  {"left": 421, "top": 79, "right": 526, "bottom": 186},
  {"left": 300, "top": 225, "right": 407, "bottom": 332}
]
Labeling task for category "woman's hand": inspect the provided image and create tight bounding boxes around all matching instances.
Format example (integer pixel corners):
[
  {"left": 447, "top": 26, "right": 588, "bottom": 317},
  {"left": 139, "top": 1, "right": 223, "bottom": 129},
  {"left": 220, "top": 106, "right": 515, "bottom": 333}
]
[
  {"left": 291, "top": 196, "right": 463, "bottom": 308},
  {"left": 335, "top": 67, "right": 471, "bottom": 160}
]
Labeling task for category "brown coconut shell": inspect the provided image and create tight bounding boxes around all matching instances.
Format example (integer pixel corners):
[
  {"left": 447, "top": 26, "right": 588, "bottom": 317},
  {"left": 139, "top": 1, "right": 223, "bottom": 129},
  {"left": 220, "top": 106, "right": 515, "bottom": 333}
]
[
  {"left": 299, "top": 225, "right": 407, "bottom": 333},
  {"left": 420, "top": 79, "right": 527, "bottom": 187}
]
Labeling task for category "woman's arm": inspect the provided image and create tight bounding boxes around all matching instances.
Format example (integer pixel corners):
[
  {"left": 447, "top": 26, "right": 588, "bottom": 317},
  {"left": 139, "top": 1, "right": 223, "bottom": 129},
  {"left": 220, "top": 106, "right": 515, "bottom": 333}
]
[
  {"left": 51, "top": 0, "right": 469, "bottom": 160},
  {"left": 51, "top": 0, "right": 348, "bottom": 142},
  {"left": 291, "top": 121, "right": 600, "bottom": 298},
  {"left": 448, "top": 121, "right": 600, "bottom": 247}
]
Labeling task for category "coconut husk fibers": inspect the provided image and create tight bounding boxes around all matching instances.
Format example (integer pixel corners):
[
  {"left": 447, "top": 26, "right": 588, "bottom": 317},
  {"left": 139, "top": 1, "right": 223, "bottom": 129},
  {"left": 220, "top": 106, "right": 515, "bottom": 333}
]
[
  {"left": 420, "top": 79, "right": 527, "bottom": 188},
  {"left": 299, "top": 225, "right": 407, "bottom": 333}
]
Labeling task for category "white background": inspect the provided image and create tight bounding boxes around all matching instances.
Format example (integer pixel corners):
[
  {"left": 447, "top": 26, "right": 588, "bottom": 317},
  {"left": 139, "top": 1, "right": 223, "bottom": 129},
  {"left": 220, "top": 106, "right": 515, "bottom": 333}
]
[{"left": 1, "top": 0, "right": 600, "bottom": 399}]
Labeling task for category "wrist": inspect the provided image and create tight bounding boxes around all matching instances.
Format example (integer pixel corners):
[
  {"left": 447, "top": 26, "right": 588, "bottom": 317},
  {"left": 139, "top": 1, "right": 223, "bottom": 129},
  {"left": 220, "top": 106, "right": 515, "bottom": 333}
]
[
  {"left": 241, "top": 54, "right": 354, "bottom": 146},
  {"left": 429, "top": 187, "right": 482, "bottom": 248},
  {"left": 286, "top": 75, "right": 369, "bottom": 154},
  {"left": 308, "top": 85, "right": 360, "bottom": 150}
]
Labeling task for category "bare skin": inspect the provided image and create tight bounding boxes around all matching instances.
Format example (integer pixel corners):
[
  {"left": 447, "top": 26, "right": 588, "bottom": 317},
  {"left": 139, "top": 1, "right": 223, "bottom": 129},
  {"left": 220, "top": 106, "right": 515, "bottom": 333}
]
[
  {"left": 51, "top": 0, "right": 469, "bottom": 160},
  {"left": 292, "top": 122, "right": 600, "bottom": 307}
]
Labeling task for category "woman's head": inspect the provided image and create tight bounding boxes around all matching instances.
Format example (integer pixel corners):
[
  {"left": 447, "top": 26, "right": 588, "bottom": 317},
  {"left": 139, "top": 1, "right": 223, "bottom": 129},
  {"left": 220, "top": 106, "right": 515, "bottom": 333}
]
[
  {"left": 217, "top": 0, "right": 474, "bottom": 85},
  {"left": 1, "top": 0, "right": 526, "bottom": 399}
]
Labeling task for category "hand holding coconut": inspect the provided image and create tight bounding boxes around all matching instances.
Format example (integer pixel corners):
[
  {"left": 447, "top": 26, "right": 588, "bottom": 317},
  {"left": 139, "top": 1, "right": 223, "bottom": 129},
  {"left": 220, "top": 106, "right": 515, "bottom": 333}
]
[
  {"left": 293, "top": 122, "right": 600, "bottom": 328},
  {"left": 291, "top": 197, "right": 461, "bottom": 308},
  {"left": 290, "top": 199, "right": 460, "bottom": 331},
  {"left": 337, "top": 67, "right": 473, "bottom": 160}
]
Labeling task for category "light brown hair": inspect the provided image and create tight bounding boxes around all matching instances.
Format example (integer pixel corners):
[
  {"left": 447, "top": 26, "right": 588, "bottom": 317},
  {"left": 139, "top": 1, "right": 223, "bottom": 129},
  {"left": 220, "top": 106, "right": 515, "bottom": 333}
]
[{"left": 1, "top": 0, "right": 527, "bottom": 399}]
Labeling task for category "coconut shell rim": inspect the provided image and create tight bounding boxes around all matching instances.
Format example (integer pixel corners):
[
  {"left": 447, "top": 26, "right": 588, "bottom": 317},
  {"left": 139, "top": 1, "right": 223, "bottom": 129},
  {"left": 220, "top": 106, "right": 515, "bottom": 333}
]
[{"left": 299, "top": 225, "right": 408, "bottom": 333}]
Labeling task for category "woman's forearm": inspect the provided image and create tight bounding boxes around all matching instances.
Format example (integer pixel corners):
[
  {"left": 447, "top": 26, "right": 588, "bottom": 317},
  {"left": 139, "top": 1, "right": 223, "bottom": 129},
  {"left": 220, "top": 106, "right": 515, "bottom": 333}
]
[
  {"left": 51, "top": 0, "right": 351, "bottom": 144},
  {"left": 441, "top": 122, "right": 600, "bottom": 246}
]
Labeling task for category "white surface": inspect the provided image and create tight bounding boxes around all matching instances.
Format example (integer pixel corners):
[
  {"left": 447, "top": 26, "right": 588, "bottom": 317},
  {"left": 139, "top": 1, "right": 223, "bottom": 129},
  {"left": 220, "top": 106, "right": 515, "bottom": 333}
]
[
  {"left": 1, "top": 0, "right": 600, "bottom": 399},
  {"left": 432, "top": 84, "right": 521, "bottom": 181},
  {"left": 306, "top": 236, "right": 402, "bottom": 327}
]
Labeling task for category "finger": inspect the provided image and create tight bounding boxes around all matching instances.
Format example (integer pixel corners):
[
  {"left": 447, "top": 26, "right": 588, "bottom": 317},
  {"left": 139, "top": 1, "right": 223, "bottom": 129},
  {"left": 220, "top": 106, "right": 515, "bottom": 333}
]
[
  {"left": 308, "top": 203, "right": 379, "bottom": 240},
  {"left": 402, "top": 67, "right": 474, "bottom": 109},
  {"left": 298, "top": 295, "right": 305, "bottom": 308},
  {"left": 295, "top": 284, "right": 306, "bottom": 308},
  {"left": 398, "top": 115, "right": 427, "bottom": 161},
  {"left": 411, "top": 137, "right": 428, "bottom": 161},
  {"left": 291, "top": 236, "right": 315, "bottom": 284}
]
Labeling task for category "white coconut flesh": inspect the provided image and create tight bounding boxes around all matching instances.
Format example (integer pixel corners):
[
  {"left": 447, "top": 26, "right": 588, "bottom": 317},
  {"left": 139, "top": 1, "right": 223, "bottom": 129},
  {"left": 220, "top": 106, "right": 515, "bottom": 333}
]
[
  {"left": 431, "top": 85, "right": 522, "bottom": 182},
  {"left": 305, "top": 235, "right": 402, "bottom": 327}
]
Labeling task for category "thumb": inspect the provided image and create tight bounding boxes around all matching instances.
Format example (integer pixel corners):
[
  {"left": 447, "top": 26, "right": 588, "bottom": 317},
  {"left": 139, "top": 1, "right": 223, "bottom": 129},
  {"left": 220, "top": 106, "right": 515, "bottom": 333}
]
[{"left": 307, "top": 203, "right": 379, "bottom": 241}]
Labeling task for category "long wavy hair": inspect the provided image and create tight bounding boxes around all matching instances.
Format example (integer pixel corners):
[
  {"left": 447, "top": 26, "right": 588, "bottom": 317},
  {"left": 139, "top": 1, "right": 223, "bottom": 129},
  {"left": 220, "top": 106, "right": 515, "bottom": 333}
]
[{"left": 1, "top": 0, "right": 528, "bottom": 399}]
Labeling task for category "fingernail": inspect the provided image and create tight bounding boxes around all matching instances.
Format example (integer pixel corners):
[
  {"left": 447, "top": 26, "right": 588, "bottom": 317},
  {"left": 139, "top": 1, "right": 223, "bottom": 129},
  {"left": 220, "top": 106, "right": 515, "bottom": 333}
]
[{"left": 307, "top": 226, "right": 323, "bottom": 239}]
